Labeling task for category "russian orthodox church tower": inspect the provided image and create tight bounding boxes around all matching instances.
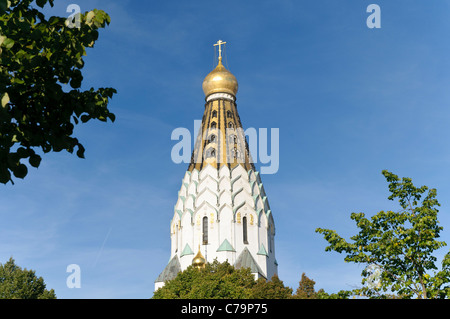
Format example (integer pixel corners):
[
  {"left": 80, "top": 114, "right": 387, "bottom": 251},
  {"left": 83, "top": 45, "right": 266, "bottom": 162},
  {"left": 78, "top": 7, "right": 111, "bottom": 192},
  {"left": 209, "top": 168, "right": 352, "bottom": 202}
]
[{"left": 155, "top": 41, "right": 277, "bottom": 290}]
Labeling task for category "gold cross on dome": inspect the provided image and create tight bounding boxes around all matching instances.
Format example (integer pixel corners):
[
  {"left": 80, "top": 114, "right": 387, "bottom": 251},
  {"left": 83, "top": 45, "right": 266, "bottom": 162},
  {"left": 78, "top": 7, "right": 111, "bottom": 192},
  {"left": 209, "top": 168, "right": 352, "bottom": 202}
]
[{"left": 213, "top": 40, "right": 227, "bottom": 59}]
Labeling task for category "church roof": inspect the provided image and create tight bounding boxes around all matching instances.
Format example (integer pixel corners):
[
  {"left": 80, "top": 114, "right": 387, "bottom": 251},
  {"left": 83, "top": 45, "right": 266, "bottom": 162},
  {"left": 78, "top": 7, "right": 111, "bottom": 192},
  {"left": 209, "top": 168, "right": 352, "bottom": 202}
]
[
  {"left": 155, "top": 255, "right": 181, "bottom": 283},
  {"left": 181, "top": 243, "right": 194, "bottom": 257},
  {"left": 257, "top": 244, "right": 268, "bottom": 256},
  {"left": 217, "top": 239, "right": 235, "bottom": 252},
  {"left": 234, "top": 247, "right": 265, "bottom": 279}
]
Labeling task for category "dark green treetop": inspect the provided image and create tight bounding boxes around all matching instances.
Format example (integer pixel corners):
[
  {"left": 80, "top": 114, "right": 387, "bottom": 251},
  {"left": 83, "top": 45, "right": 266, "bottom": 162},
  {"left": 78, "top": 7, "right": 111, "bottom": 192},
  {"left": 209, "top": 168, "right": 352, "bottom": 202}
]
[
  {"left": 0, "top": 0, "right": 116, "bottom": 184},
  {"left": 0, "top": 257, "right": 56, "bottom": 299}
]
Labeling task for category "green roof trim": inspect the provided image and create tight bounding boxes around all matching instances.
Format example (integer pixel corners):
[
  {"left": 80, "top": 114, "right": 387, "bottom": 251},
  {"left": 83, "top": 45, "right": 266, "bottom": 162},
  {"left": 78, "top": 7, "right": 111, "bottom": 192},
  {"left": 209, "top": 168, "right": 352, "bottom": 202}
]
[
  {"left": 217, "top": 239, "right": 235, "bottom": 252},
  {"left": 233, "top": 201, "right": 245, "bottom": 214},
  {"left": 180, "top": 243, "right": 194, "bottom": 257},
  {"left": 257, "top": 244, "right": 268, "bottom": 256}
]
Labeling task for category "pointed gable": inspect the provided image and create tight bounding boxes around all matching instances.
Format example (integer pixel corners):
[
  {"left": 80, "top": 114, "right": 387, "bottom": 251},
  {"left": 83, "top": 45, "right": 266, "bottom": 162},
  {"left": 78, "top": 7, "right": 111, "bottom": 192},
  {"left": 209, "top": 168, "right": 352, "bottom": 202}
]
[
  {"left": 234, "top": 247, "right": 264, "bottom": 278},
  {"left": 155, "top": 255, "right": 181, "bottom": 283},
  {"left": 217, "top": 239, "right": 235, "bottom": 252},
  {"left": 257, "top": 244, "right": 268, "bottom": 256},
  {"left": 180, "top": 243, "right": 194, "bottom": 257}
]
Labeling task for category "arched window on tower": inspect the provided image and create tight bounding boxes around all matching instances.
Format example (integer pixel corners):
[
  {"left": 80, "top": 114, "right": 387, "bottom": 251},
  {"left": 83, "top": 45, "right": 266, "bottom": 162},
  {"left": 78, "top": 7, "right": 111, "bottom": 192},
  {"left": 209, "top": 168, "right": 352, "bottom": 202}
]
[
  {"left": 212, "top": 110, "right": 217, "bottom": 118},
  {"left": 232, "top": 147, "right": 239, "bottom": 159},
  {"left": 206, "top": 147, "right": 215, "bottom": 158},
  {"left": 202, "top": 216, "right": 208, "bottom": 244},
  {"left": 211, "top": 122, "right": 217, "bottom": 129},
  {"left": 243, "top": 216, "right": 248, "bottom": 244},
  {"left": 228, "top": 122, "right": 234, "bottom": 129},
  {"left": 227, "top": 110, "right": 232, "bottom": 118}
]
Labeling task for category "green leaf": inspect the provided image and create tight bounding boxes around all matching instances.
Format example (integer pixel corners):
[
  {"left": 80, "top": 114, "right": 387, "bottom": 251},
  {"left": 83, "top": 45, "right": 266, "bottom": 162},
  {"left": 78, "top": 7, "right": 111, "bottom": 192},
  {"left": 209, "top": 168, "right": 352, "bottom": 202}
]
[
  {"left": 36, "top": 0, "right": 47, "bottom": 8},
  {"left": 0, "top": 0, "right": 8, "bottom": 13},
  {"left": 13, "top": 164, "right": 28, "bottom": 179},
  {"left": 29, "top": 154, "right": 42, "bottom": 168},
  {"left": 16, "top": 147, "right": 29, "bottom": 158},
  {"left": 0, "top": 167, "right": 11, "bottom": 184},
  {"left": 108, "top": 113, "right": 116, "bottom": 122},
  {"left": 69, "top": 69, "right": 83, "bottom": 89},
  {"left": 1, "top": 92, "right": 9, "bottom": 108},
  {"left": 76, "top": 144, "right": 85, "bottom": 158},
  {"left": 80, "top": 115, "right": 90, "bottom": 123},
  {"left": 2, "top": 38, "right": 14, "bottom": 49},
  {"left": 86, "top": 10, "right": 95, "bottom": 24}
]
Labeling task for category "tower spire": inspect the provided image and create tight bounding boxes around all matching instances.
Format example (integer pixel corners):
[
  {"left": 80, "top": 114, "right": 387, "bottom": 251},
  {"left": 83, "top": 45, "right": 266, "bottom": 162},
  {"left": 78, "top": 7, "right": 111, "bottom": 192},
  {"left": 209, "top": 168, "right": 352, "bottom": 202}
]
[
  {"left": 213, "top": 39, "right": 226, "bottom": 64},
  {"left": 190, "top": 40, "right": 255, "bottom": 172}
]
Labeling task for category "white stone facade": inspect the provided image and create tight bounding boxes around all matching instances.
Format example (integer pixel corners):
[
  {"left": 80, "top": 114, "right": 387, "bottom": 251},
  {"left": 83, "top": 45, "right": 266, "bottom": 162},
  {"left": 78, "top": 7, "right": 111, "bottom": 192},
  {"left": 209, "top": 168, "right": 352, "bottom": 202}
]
[{"left": 155, "top": 163, "right": 277, "bottom": 290}]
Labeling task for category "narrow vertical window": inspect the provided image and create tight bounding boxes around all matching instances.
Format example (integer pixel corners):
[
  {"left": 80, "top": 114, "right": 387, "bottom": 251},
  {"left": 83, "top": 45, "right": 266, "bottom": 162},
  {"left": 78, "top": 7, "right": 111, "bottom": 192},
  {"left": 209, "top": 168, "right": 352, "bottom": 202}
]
[
  {"left": 233, "top": 147, "right": 239, "bottom": 159},
  {"left": 175, "top": 222, "right": 178, "bottom": 252},
  {"left": 243, "top": 216, "right": 248, "bottom": 244},
  {"left": 269, "top": 233, "right": 272, "bottom": 253},
  {"left": 202, "top": 216, "right": 208, "bottom": 244},
  {"left": 269, "top": 225, "right": 273, "bottom": 253}
]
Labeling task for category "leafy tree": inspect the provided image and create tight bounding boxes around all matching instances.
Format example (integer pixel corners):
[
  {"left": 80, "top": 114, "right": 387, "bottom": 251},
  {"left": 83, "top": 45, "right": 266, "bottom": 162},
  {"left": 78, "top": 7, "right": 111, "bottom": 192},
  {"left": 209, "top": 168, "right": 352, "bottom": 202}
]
[
  {"left": 292, "top": 273, "right": 320, "bottom": 299},
  {"left": 0, "top": 0, "right": 116, "bottom": 184},
  {"left": 251, "top": 275, "right": 293, "bottom": 299},
  {"left": 316, "top": 170, "right": 450, "bottom": 299},
  {"left": 0, "top": 257, "right": 56, "bottom": 299},
  {"left": 153, "top": 260, "right": 256, "bottom": 299},
  {"left": 153, "top": 259, "right": 343, "bottom": 299},
  {"left": 290, "top": 272, "right": 349, "bottom": 299}
]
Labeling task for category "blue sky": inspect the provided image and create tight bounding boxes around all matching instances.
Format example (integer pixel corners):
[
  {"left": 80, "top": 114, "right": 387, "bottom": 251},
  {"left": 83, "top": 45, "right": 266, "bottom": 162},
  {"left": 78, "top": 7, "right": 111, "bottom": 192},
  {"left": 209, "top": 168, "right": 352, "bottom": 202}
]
[{"left": 1, "top": 0, "right": 450, "bottom": 298}]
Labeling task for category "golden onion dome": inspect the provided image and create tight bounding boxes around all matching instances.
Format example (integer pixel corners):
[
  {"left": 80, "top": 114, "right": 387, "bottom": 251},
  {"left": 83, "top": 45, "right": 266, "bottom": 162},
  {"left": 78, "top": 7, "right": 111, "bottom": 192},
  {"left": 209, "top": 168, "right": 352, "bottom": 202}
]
[
  {"left": 192, "top": 247, "right": 206, "bottom": 269},
  {"left": 202, "top": 57, "right": 238, "bottom": 98}
]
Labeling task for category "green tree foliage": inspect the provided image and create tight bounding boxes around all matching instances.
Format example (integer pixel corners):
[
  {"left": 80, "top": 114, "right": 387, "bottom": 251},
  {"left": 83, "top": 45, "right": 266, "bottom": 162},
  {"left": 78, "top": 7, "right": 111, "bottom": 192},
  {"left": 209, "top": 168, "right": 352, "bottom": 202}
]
[
  {"left": 153, "top": 260, "right": 345, "bottom": 299},
  {"left": 291, "top": 272, "right": 349, "bottom": 299},
  {"left": 0, "top": 257, "right": 56, "bottom": 299},
  {"left": 292, "top": 273, "right": 320, "bottom": 299},
  {"left": 153, "top": 260, "right": 256, "bottom": 299},
  {"left": 252, "top": 275, "right": 293, "bottom": 299},
  {"left": 0, "top": 0, "right": 116, "bottom": 184},
  {"left": 153, "top": 260, "right": 344, "bottom": 299},
  {"left": 316, "top": 170, "right": 450, "bottom": 299}
]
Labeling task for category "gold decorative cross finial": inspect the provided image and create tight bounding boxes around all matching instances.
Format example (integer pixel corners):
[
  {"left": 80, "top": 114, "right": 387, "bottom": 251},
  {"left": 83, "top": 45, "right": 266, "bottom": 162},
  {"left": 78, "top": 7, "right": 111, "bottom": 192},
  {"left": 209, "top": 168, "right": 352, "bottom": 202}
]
[{"left": 213, "top": 39, "right": 226, "bottom": 62}]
